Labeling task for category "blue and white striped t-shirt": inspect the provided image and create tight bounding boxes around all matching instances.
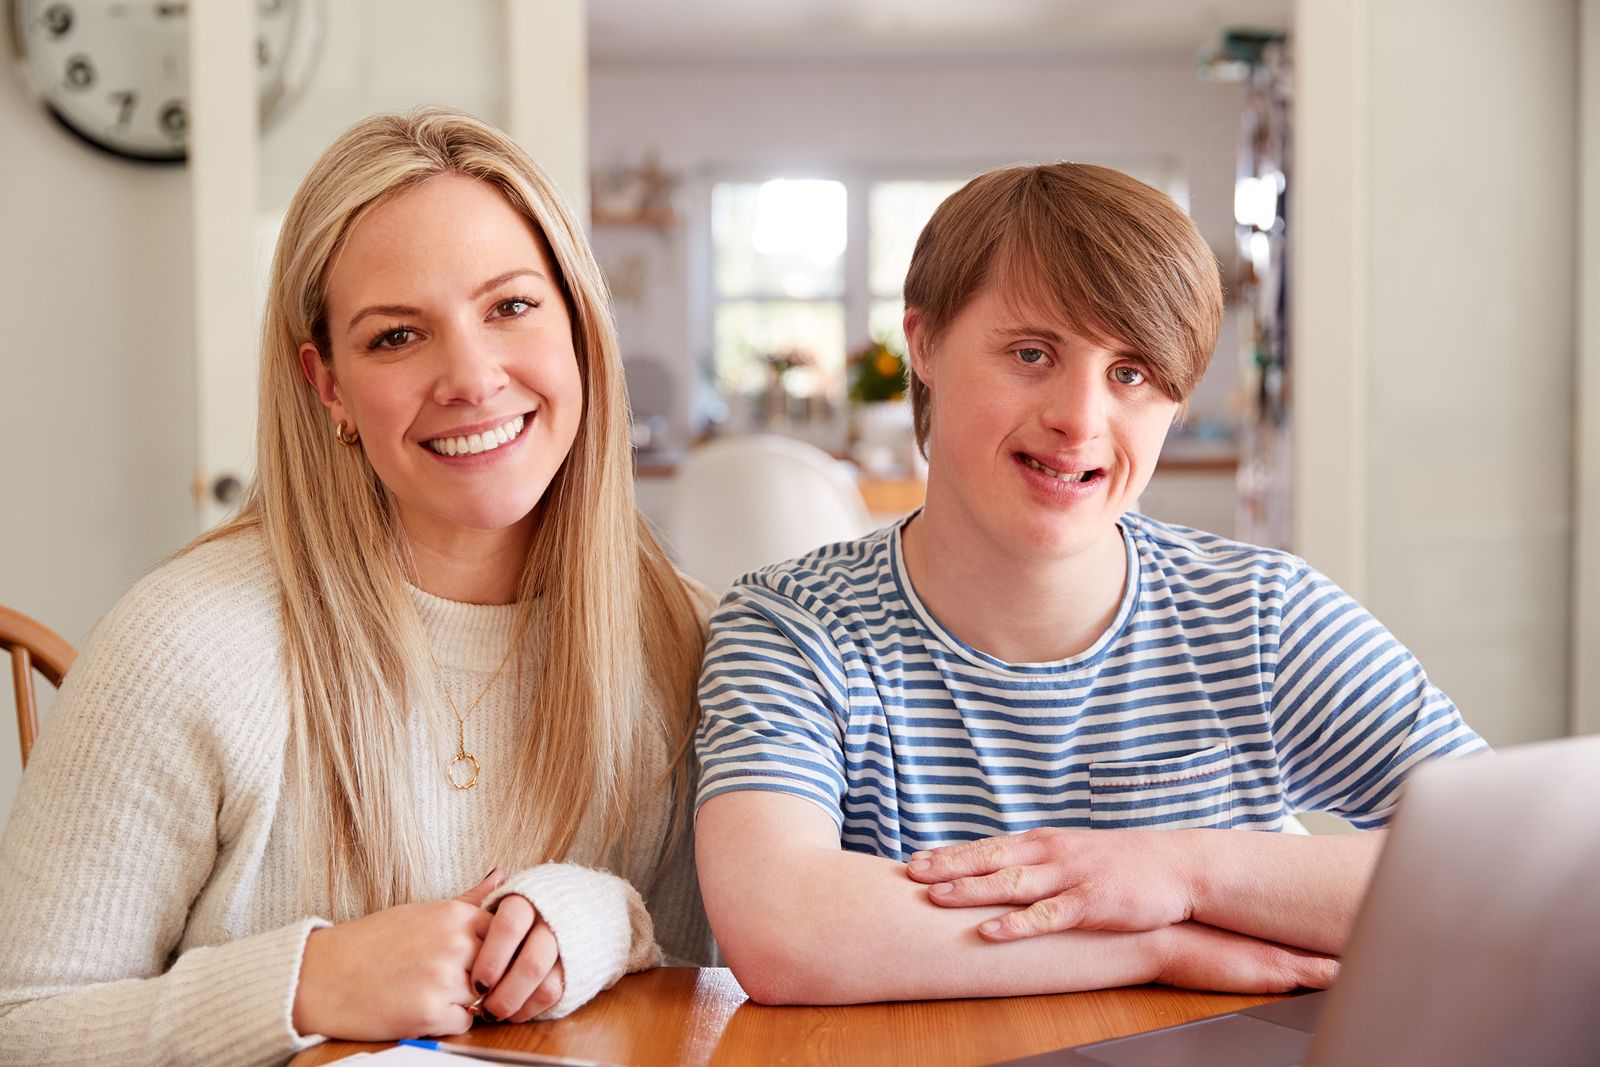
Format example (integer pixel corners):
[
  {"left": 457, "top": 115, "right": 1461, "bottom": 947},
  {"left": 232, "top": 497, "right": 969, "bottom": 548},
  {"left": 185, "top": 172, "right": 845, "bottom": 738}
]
[{"left": 695, "top": 512, "right": 1487, "bottom": 859}]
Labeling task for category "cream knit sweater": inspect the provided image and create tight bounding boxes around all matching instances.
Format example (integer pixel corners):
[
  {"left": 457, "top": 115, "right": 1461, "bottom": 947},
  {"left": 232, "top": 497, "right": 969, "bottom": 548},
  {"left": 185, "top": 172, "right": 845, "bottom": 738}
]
[{"left": 0, "top": 533, "right": 713, "bottom": 1066}]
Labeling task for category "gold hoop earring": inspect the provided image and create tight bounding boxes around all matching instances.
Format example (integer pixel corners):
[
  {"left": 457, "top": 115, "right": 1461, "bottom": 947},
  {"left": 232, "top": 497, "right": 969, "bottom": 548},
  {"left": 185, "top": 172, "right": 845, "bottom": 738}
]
[{"left": 335, "top": 420, "right": 360, "bottom": 446}]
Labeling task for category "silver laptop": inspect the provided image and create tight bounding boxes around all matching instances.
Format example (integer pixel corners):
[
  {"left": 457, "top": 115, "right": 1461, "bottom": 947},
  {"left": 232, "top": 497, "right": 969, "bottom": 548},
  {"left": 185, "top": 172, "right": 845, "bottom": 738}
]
[{"left": 992, "top": 733, "right": 1600, "bottom": 1067}]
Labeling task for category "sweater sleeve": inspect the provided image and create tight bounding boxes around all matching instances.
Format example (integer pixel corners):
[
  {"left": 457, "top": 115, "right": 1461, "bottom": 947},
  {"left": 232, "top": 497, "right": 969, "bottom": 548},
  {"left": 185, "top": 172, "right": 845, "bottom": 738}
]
[
  {"left": 0, "top": 582, "right": 327, "bottom": 1067},
  {"left": 485, "top": 864, "right": 657, "bottom": 1019}
]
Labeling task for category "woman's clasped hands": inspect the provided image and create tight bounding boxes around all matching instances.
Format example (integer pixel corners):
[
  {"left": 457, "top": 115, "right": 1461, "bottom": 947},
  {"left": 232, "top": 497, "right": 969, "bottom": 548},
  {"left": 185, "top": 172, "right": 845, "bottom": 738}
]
[{"left": 291, "top": 867, "right": 566, "bottom": 1041}]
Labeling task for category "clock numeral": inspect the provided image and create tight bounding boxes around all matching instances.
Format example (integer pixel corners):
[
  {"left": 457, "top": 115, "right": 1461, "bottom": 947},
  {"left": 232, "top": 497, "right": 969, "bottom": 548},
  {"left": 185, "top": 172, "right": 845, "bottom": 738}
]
[
  {"left": 110, "top": 90, "right": 137, "bottom": 127},
  {"left": 257, "top": 38, "right": 271, "bottom": 68},
  {"left": 63, "top": 54, "right": 94, "bottom": 90},
  {"left": 42, "top": 3, "right": 73, "bottom": 37},
  {"left": 159, "top": 101, "right": 187, "bottom": 138},
  {"left": 155, "top": 2, "right": 187, "bottom": 18}
]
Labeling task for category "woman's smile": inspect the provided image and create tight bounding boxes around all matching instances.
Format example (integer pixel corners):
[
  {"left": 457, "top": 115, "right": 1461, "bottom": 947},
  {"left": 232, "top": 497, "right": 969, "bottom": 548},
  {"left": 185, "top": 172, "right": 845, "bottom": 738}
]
[{"left": 424, "top": 411, "right": 532, "bottom": 458}]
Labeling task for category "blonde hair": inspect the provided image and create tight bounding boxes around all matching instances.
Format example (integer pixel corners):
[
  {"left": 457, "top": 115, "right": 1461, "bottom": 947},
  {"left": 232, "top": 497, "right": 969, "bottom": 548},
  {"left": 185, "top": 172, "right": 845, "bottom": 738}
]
[
  {"left": 196, "top": 107, "right": 704, "bottom": 917},
  {"left": 903, "top": 163, "right": 1223, "bottom": 455}
]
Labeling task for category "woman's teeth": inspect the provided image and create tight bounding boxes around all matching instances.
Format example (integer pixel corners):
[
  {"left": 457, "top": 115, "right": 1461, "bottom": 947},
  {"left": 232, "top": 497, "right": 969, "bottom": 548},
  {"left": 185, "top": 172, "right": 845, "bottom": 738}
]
[
  {"left": 1022, "top": 455, "right": 1092, "bottom": 482},
  {"left": 426, "top": 414, "right": 526, "bottom": 457}
]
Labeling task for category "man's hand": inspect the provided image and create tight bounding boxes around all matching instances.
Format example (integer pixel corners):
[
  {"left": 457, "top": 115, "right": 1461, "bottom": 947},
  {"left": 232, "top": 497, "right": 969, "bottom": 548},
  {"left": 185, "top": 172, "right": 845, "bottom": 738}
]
[
  {"left": 1157, "top": 923, "right": 1340, "bottom": 992},
  {"left": 906, "top": 827, "right": 1196, "bottom": 940}
]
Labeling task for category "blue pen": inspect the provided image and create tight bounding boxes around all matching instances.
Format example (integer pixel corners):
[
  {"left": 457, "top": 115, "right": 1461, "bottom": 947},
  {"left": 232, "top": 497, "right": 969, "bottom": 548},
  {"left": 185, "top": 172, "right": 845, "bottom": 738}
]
[{"left": 397, "top": 1039, "right": 618, "bottom": 1067}]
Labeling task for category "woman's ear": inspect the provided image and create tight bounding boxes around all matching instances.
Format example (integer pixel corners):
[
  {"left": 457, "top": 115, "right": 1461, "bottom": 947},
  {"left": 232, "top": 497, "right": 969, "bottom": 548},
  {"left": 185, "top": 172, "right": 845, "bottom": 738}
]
[
  {"left": 903, "top": 308, "right": 933, "bottom": 389},
  {"left": 299, "top": 342, "right": 345, "bottom": 419}
]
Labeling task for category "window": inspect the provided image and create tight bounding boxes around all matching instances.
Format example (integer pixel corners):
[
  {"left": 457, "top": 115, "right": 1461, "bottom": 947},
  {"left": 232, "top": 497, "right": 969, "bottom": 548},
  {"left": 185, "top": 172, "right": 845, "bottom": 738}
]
[
  {"left": 708, "top": 174, "right": 969, "bottom": 445},
  {"left": 865, "top": 180, "right": 966, "bottom": 348},
  {"left": 711, "top": 179, "right": 846, "bottom": 403}
]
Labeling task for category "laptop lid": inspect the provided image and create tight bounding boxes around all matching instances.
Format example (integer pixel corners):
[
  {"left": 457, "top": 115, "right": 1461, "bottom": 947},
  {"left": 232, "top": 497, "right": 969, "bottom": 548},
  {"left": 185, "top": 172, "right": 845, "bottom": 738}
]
[{"left": 1306, "top": 733, "right": 1600, "bottom": 1066}]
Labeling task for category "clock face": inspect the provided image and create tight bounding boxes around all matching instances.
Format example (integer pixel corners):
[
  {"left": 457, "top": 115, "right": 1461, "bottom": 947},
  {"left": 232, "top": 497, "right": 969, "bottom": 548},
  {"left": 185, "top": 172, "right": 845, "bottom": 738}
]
[{"left": 9, "top": 0, "right": 320, "bottom": 162}]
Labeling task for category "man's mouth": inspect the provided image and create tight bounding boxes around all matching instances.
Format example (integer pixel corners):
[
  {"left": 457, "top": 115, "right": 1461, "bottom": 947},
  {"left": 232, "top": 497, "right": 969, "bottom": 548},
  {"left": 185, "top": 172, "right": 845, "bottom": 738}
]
[
  {"left": 1019, "top": 454, "right": 1099, "bottom": 483},
  {"left": 425, "top": 413, "right": 527, "bottom": 457}
]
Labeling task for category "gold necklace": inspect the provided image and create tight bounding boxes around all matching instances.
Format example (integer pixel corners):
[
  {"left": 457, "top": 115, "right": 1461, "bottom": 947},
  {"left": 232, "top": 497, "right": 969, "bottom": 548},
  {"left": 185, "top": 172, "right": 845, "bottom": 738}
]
[{"left": 430, "top": 642, "right": 516, "bottom": 791}]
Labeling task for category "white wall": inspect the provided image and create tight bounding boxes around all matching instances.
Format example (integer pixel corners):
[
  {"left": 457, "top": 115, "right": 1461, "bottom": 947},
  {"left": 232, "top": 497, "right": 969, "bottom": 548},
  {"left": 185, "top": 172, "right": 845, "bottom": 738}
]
[
  {"left": 587, "top": 53, "right": 1250, "bottom": 443},
  {"left": 0, "top": 83, "right": 196, "bottom": 813},
  {"left": 258, "top": 0, "right": 508, "bottom": 216},
  {"left": 1370, "top": 0, "right": 1576, "bottom": 748},
  {"left": 1295, "top": 0, "right": 1577, "bottom": 749}
]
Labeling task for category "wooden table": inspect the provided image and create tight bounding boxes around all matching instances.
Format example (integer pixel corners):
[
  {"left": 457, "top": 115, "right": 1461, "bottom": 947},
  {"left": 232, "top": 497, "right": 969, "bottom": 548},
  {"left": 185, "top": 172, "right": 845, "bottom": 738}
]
[{"left": 290, "top": 967, "right": 1285, "bottom": 1066}]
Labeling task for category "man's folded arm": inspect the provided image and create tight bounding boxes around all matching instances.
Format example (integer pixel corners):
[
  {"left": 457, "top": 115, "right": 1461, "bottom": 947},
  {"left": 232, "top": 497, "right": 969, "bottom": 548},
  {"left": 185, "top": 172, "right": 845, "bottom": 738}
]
[{"left": 695, "top": 790, "right": 1338, "bottom": 1005}]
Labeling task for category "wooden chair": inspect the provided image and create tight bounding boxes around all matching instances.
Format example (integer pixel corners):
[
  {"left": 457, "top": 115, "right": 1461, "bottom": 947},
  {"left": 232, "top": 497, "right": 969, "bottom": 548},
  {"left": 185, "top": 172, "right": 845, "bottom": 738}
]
[{"left": 0, "top": 605, "right": 77, "bottom": 768}]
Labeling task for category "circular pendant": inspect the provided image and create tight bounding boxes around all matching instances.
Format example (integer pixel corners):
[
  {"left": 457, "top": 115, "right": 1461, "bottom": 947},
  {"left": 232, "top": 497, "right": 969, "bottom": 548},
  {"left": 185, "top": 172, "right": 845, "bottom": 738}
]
[{"left": 448, "top": 752, "right": 480, "bottom": 791}]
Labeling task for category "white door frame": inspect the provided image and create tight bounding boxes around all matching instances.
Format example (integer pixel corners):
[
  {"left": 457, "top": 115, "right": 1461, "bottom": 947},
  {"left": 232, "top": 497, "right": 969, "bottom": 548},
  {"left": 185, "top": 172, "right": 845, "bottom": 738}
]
[
  {"left": 1291, "top": 0, "right": 1371, "bottom": 602},
  {"left": 1574, "top": 0, "right": 1600, "bottom": 736}
]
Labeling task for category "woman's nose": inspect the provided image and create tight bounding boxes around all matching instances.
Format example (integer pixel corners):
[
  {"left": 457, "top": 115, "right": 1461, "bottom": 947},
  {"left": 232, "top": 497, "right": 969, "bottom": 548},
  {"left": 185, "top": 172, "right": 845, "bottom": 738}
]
[{"left": 432, "top": 332, "right": 509, "bottom": 407}]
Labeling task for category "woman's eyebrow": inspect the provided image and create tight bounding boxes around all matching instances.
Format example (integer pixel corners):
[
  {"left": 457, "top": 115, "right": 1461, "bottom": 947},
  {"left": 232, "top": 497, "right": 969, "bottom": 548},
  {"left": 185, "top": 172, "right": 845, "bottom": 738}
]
[
  {"left": 346, "top": 302, "right": 421, "bottom": 332},
  {"left": 344, "top": 269, "right": 548, "bottom": 332},
  {"left": 471, "top": 268, "right": 546, "bottom": 298}
]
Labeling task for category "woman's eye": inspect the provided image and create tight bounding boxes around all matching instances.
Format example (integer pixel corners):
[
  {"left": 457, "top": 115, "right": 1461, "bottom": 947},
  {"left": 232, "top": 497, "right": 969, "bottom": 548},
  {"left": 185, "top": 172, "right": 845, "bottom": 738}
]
[
  {"left": 1111, "top": 365, "right": 1146, "bottom": 385},
  {"left": 493, "top": 298, "right": 533, "bottom": 318},
  {"left": 1016, "top": 347, "right": 1047, "bottom": 365},
  {"left": 368, "top": 327, "right": 416, "bottom": 351}
]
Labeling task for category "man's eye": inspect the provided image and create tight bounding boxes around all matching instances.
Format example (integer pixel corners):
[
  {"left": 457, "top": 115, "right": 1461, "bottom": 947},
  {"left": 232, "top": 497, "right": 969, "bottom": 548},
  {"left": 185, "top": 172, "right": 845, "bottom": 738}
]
[
  {"left": 1016, "top": 347, "right": 1047, "bottom": 365},
  {"left": 1111, "top": 365, "right": 1146, "bottom": 385},
  {"left": 368, "top": 327, "right": 416, "bottom": 351}
]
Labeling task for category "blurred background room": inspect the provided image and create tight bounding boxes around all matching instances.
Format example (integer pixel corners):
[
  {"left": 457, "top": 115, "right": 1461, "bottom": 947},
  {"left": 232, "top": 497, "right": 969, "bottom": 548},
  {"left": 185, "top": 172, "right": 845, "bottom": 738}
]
[{"left": 3, "top": 0, "right": 1595, "bottom": 826}]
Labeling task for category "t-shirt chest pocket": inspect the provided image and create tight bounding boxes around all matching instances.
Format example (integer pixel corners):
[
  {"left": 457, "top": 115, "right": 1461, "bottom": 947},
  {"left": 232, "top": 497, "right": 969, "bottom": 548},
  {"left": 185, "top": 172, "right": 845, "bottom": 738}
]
[{"left": 1087, "top": 743, "right": 1234, "bottom": 830}]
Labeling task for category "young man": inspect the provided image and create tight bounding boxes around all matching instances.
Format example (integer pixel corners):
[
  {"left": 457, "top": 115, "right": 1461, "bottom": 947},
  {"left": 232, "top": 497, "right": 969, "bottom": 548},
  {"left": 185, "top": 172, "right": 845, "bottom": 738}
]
[{"left": 694, "top": 164, "right": 1487, "bottom": 1005}]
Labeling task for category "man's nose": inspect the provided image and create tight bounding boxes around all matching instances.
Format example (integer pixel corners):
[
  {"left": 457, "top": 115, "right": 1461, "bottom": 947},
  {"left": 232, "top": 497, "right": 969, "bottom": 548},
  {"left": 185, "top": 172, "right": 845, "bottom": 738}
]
[{"left": 1039, "top": 371, "right": 1109, "bottom": 443}]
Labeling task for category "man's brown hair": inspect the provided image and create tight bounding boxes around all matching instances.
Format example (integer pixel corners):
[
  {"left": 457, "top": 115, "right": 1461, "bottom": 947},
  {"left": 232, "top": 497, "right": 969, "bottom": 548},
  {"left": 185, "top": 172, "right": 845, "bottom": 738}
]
[{"left": 903, "top": 163, "right": 1224, "bottom": 455}]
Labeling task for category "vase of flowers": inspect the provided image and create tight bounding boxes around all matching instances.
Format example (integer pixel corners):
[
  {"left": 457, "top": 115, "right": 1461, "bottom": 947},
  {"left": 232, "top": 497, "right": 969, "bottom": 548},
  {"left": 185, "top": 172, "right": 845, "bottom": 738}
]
[{"left": 847, "top": 338, "right": 914, "bottom": 476}]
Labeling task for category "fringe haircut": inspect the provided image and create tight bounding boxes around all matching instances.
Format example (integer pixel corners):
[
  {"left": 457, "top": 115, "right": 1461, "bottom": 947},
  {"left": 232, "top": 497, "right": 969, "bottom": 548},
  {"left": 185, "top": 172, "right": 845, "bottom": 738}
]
[{"left": 902, "top": 163, "right": 1224, "bottom": 457}]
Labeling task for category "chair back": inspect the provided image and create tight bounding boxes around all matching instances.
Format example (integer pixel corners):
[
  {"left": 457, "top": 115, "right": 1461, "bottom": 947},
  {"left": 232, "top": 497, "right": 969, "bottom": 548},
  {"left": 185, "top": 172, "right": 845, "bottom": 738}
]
[
  {"left": 665, "top": 434, "right": 873, "bottom": 592},
  {"left": 0, "top": 605, "right": 77, "bottom": 767}
]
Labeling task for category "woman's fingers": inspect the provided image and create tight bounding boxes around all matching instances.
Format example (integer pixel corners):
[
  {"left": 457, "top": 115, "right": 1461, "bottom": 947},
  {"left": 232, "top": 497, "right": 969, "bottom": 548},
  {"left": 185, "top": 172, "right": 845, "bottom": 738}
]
[
  {"left": 456, "top": 866, "right": 505, "bottom": 908},
  {"left": 482, "top": 919, "right": 560, "bottom": 1022},
  {"left": 505, "top": 956, "right": 565, "bottom": 1024},
  {"left": 470, "top": 895, "right": 536, "bottom": 1001}
]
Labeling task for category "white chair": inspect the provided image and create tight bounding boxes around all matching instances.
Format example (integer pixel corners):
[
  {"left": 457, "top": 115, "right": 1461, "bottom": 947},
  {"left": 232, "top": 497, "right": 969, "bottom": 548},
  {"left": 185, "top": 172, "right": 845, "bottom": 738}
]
[{"left": 665, "top": 434, "right": 873, "bottom": 592}]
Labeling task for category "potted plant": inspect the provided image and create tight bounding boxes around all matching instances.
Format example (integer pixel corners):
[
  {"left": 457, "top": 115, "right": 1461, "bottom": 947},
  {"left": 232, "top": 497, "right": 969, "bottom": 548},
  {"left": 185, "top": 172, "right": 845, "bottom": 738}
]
[{"left": 847, "top": 338, "right": 915, "bottom": 476}]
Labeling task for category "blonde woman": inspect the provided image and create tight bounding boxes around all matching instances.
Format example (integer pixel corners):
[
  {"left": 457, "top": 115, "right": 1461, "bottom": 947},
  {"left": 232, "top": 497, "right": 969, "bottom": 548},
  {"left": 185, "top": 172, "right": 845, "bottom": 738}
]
[{"left": 0, "top": 108, "right": 710, "bottom": 1065}]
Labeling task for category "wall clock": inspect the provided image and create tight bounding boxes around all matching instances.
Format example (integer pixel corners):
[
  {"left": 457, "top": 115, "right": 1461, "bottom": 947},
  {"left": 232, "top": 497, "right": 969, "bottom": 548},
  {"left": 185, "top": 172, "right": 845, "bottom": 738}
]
[{"left": 8, "top": 0, "right": 322, "bottom": 162}]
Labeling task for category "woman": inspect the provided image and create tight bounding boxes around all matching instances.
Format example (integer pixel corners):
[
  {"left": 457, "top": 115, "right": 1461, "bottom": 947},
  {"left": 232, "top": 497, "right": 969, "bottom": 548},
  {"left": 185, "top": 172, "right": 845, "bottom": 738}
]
[{"left": 0, "top": 108, "right": 710, "bottom": 1065}]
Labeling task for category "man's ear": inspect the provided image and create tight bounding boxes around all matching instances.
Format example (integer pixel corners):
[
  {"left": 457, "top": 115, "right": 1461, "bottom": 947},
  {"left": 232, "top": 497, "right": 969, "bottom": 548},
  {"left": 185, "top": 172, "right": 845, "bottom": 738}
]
[
  {"left": 903, "top": 308, "right": 933, "bottom": 389},
  {"left": 299, "top": 342, "right": 345, "bottom": 419}
]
